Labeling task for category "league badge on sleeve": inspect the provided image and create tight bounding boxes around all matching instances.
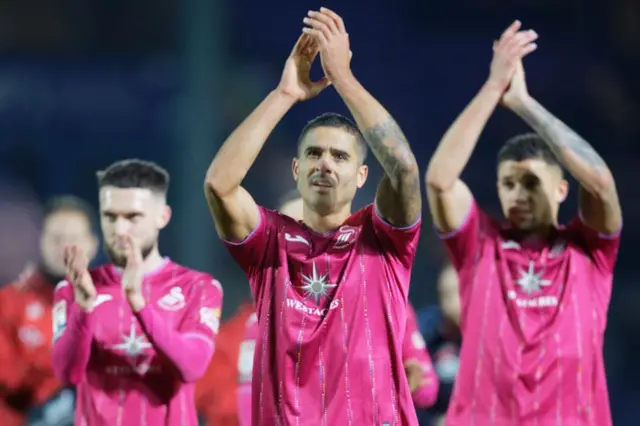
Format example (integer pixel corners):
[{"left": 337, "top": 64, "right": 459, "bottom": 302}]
[
  {"left": 199, "top": 307, "right": 221, "bottom": 334},
  {"left": 52, "top": 301, "right": 67, "bottom": 342}
]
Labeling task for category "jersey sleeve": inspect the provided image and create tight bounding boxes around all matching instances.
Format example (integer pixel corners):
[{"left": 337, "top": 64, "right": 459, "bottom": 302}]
[
  {"left": 371, "top": 203, "right": 422, "bottom": 269},
  {"left": 179, "top": 277, "right": 224, "bottom": 343},
  {"left": 568, "top": 216, "right": 622, "bottom": 274},
  {"left": 435, "top": 198, "right": 488, "bottom": 271},
  {"left": 50, "top": 280, "right": 95, "bottom": 385},
  {"left": 220, "top": 206, "right": 279, "bottom": 274},
  {"left": 135, "top": 276, "right": 223, "bottom": 383}
]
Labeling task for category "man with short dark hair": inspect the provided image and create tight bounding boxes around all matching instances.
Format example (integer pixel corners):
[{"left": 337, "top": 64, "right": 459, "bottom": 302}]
[
  {"left": 425, "top": 21, "right": 621, "bottom": 425},
  {"left": 206, "top": 9, "right": 421, "bottom": 421},
  {"left": 0, "top": 195, "right": 99, "bottom": 426},
  {"left": 52, "top": 159, "right": 223, "bottom": 426}
]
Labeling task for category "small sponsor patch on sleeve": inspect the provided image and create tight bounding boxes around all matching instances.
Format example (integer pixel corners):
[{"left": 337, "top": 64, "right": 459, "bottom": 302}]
[
  {"left": 411, "top": 331, "right": 426, "bottom": 349},
  {"left": 52, "top": 301, "right": 67, "bottom": 342},
  {"left": 199, "top": 307, "right": 221, "bottom": 334}
]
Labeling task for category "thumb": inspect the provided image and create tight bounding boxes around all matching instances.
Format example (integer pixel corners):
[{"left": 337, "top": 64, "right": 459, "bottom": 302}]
[{"left": 310, "top": 77, "right": 331, "bottom": 97}]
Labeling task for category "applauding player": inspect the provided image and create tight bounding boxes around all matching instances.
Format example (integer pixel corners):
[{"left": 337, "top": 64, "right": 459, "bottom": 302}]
[
  {"left": 52, "top": 160, "right": 223, "bottom": 426},
  {"left": 205, "top": 7, "right": 421, "bottom": 425},
  {"left": 425, "top": 21, "right": 621, "bottom": 425}
]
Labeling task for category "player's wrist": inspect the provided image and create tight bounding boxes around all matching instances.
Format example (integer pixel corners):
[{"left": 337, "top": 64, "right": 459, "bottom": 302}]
[
  {"left": 127, "top": 293, "right": 147, "bottom": 312},
  {"left": 271, "top": 87, "right": 303, "bottom": 106},
  {"left": 73, "top": 295, "right": 95, "bottom": 313},
  {"left": 330, "top": 70, "right": 357, "bottom": 91},
  {"left": 504, "top": 92, "right": 533, "bottom": 113}
]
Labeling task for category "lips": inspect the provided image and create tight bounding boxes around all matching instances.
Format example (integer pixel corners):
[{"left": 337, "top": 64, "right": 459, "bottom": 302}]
[{"left": 310, "top": 177, "right": 334, "bottom": 188}]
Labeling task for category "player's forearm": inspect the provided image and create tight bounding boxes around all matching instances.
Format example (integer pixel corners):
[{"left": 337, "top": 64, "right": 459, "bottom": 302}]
[
  {"left": 425, "top": 83, "right": 503, "bottom": 191},
  {"left": 334, "top": 74, "right": 419, "bottom": 186},
  {"left": 135, "top": 305, "right": 213, "bottom": 383},
  {"left": 511, "top": 96, "right": 614, "bottom": 196},
  {"left": 51, "top": 305, "right": 94, "bottom": 385},
  {"left": 205, "top": 89, "right": 297, "bottom": 197}
]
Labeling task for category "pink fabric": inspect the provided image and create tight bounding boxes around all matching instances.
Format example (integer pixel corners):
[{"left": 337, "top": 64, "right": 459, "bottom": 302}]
[
  {"left": 223, "top": 203, "right": 421, "bottom": 426},
  {"left": 135, "top": 304, "right": 214, "bottom": 383},
  {"left": 51, "top": 261, "right": 223, "bottom": 426},
  {"left": 440, "top": 200, "right": 620, "bottom": 426},
  {"left": 402, "top": 303, "right": 439, "bottom": 409},
  {"left": 51, "top": 302, "right": 94, "bottom": 385}
]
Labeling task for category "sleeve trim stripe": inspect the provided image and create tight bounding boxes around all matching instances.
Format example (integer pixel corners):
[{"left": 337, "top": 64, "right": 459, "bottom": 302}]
[
  {"left": 219, "top": 207, "right": 263, "bottom": 246},
  {"left": 373, "top": 201, "right": 422, "bottom": 231},
  {"left": 578, "top": 212, "right": 622, "bottom": 239}
]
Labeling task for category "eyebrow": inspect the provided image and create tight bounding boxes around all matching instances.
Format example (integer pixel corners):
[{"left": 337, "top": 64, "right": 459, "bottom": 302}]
[{"left": 305, "top": 145, "right": 351, "bottom": 158}]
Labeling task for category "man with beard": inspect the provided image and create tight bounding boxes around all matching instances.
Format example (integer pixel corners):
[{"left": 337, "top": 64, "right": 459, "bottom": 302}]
[
  {"left": 52, "top": 159, "right": 223, "bottom": 426},
  {"left": 0, "top": 196, "right": 98, "bottom": 426}
]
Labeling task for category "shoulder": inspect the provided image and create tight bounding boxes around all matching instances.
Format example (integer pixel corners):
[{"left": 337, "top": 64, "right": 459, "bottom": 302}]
[
  {"left": 350, "top": 204, "right": 375, "bottom": 224},
  {"left": 168, "top": 263, "right": 224, "bottom": 296}
]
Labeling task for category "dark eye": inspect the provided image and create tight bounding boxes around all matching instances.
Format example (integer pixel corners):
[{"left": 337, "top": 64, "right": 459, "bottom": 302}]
[
  {"left": 503, "top": 181, "right": 515, "bottom": 190},
  {"left": 335, "top": 153, "right": 348, "bottom": 161}
]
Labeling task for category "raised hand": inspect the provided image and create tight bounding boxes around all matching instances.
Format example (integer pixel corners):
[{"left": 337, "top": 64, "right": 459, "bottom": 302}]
[
  {"left": 277, "top": 32, "right": 330, "bottom": 102},
  {"left": 302, "top": 7, "right": 352, "bottom": 84},
  {"left": 121, "top": 235, "right": 146, "bottom": 312},
  {"left": 488, "top": 20, "right": 537, "bottom": 93},
  {"left": 502, "top": 60, "right": 530, "bottom": 109},
  {"left": 64, "top": 246, "right": 96, "bottom": 312}
]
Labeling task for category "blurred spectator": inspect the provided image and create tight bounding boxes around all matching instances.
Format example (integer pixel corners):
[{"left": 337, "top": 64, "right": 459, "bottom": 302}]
[
  {"left": 0, "top": 195, "right": 98, "bottom": 426},
  {"left": 0, "top": 180, "right": 42, "bottom": 285},
  {"left": 416, "top": 263, "right": 461, "bottom": 425},
  {"left": 195, "top": 302, "right": 255, "bottom": 426}
]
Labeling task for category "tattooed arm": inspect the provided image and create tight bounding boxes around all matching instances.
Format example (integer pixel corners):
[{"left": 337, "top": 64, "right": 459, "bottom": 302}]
[
  {"left": 334, "top": 76, "right": 421, "bottom": 227},
  {"left": 510, "top": 96, "right": 621, "bottom": 234}
]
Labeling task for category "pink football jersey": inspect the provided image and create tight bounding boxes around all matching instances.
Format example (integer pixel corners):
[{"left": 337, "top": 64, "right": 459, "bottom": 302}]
[
  {"left": 403, "top": 303, "right": 439, "bottom": 409},
  {"left": 237, "top": 312, "right": 258, "bottom": 426},
  {"left": 51, "top": 259, "right": 223, "bottom": 426},
  {"left": 440, "top": 200, "right": 620, "bottom": 426},
  {"left": 223, "top": 204, "right": 421, "bottom": 426}
]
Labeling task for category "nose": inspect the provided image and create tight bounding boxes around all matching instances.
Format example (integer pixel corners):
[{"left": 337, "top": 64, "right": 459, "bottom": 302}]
[
  {"left": 314, "top": 154, "right": 334, "bottom": 174},
  {"left": 114, "top": 217, "right": 130, "bottom": 236},
  {"left": 514, "top": 185, "right": 529, "bottom": 204}
]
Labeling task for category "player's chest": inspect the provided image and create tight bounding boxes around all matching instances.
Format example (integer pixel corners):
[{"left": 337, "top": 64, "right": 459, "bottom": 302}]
[
  {"left": 496, "top": 237, "right": 573, "bottom": 310},
  {"left": 91, "top": 285, "right": 189, "bottom": 353}
]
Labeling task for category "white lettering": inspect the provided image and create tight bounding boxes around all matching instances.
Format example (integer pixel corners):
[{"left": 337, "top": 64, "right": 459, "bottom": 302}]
[
  {"left": 285, "top": 298, "right": 340, "bottom": 316},
  {"left": 514, "top": 295, "right": 559, "bottom": 308}
]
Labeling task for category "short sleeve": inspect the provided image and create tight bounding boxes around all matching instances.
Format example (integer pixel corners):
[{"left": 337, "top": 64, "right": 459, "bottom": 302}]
[
  {"left": 180, "top": 277, "right": 224, "bottom": 344},
  {"left": 220, "top": 206, "right": 279, "bottom": 274},
  {"left": 567, "top": 217, "right": 622, "bottom": 274},
  {"left": 371, "top": 204, "right": 422, "bottom": 268},
  {"left": 52, "top": 280, "right": 74, "bottom": 344},
  {"left": 435, "top": 199, "right": 487, "bottom": 271}
]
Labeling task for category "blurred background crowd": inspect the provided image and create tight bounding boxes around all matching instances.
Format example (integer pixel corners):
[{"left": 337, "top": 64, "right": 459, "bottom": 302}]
[{"left": 0, "top": 0, "right": 639, "bottom": 424}]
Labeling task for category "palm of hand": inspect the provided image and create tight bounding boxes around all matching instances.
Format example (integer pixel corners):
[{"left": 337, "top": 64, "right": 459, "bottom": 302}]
[{"left": 280, "top": 55, "right": 315, "bottom": 101}]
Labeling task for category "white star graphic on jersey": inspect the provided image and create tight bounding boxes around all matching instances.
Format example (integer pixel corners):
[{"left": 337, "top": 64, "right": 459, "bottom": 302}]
[
  {"left": 300, "top": 262, "right": 337, "bottom": 305},
  {"left": 111, "top": 324, "right": 152, "bottom": 357},
  {"left": 516, "top": 261, "right": 552, "bottom": 295}
]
